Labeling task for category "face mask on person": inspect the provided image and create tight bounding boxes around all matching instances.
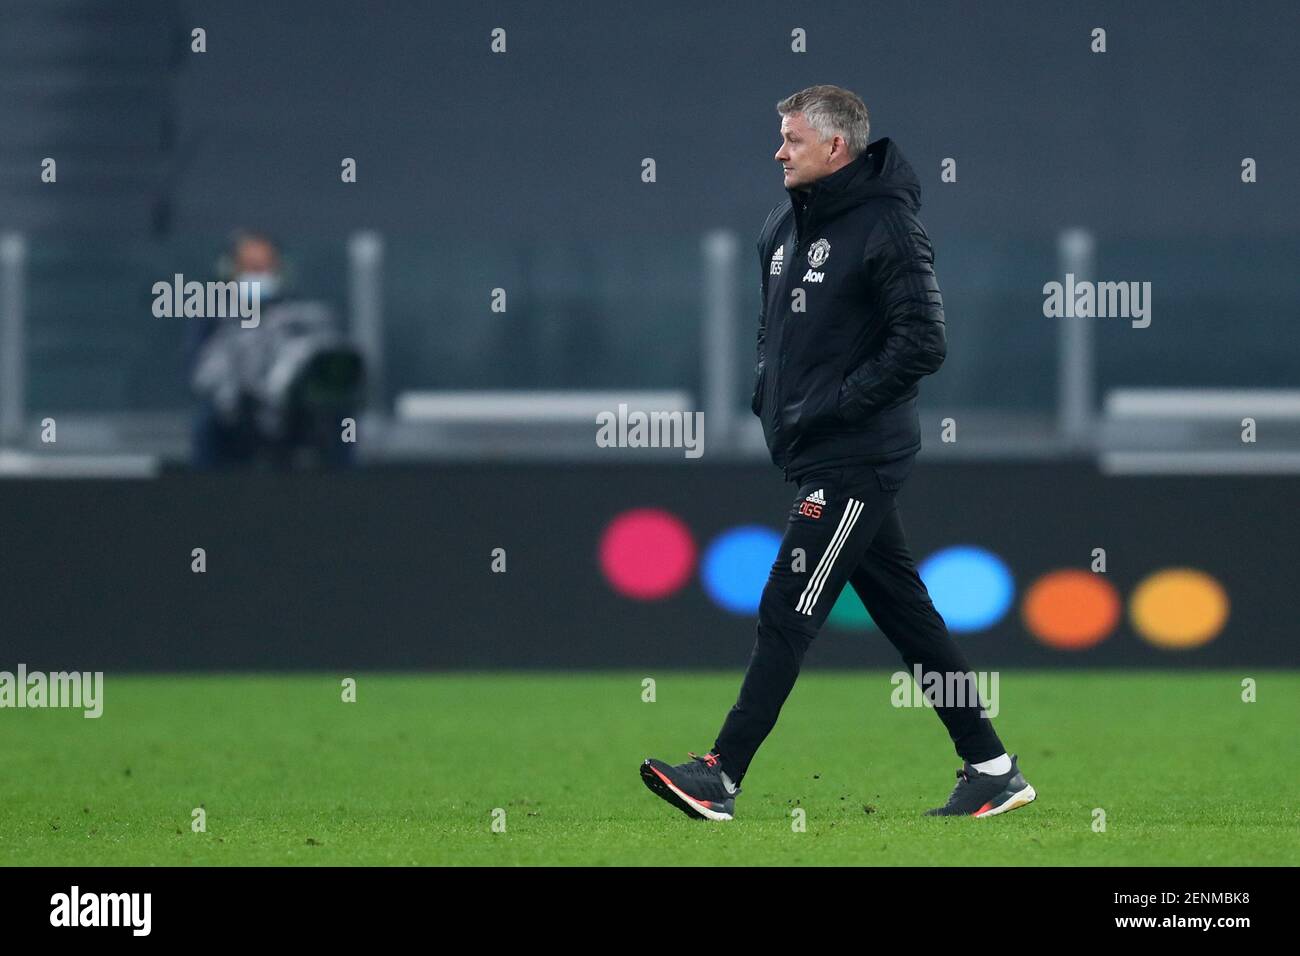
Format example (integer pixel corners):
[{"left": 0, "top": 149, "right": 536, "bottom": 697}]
[{"left": 237, "top": 271, "right": 281, "bottom": 300}]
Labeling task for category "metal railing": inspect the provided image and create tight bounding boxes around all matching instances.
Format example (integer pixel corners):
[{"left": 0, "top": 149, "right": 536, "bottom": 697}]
[{"left": 1, "top": 228, "right": 1297, "bottom": 473}]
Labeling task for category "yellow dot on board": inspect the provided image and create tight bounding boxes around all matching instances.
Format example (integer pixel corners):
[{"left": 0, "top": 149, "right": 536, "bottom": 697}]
[{"left": 1130, "top": 568, "right": 1229, "bottom": 649}]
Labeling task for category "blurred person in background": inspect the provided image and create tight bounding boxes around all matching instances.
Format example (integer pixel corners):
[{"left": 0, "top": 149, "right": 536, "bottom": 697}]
[{"left": 188, "top": 231, "right": 364, "bottom": 470}]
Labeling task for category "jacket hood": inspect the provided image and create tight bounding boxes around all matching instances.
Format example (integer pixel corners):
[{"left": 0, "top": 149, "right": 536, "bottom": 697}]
[{"left": 787, "top": 137, "right": 922, "bottom": 229}]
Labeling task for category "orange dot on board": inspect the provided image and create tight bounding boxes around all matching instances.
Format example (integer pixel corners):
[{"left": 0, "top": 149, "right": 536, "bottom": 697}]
[{"left": 1022, "top": 569, "right": 1120, "bottom": 650}]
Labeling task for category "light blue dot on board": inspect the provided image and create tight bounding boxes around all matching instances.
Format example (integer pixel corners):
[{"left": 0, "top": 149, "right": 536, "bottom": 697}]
[
  {"left": 700, "top": 526, "right": 783, "bottom": 615},
  {"left": 917, "top": 546, "right": 1014, "bottom": 633}
]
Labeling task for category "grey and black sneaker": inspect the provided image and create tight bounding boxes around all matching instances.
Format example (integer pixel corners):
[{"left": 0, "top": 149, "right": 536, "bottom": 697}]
[
  {"left": 640, "top": 751, "right": 740, "bottom": 821},
  {"left": 924, "top": 754, "right": 1037, "bottom": 818}
]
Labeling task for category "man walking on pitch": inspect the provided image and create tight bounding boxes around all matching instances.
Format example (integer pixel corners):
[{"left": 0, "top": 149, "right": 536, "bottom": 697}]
[{"left": 641, "top": 85, "right": 1036, "bottom": 820}]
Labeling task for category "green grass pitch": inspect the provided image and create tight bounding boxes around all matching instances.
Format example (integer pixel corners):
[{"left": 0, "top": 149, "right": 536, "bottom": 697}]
[{"left": 1, "top": 671, "right": 1296, "bottom": 866}]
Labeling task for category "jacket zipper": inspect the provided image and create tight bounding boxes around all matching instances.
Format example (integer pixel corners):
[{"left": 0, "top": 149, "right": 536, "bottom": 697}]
[{"left": 777, "top": 199, "right": 812, "bottom": 481}]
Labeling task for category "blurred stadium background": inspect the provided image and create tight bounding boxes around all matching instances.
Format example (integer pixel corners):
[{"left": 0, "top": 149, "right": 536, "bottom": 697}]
[{"left": 1, "top": 0, "right": 1298, "bottom": 671}]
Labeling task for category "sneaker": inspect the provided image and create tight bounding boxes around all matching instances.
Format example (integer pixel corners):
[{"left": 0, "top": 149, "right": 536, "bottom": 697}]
[
  {"left": 640, "top": 751, "right": 740, "bottom": 821},
  {"left": 924, "top": 753, "right": 1037, "bottom": 818}
]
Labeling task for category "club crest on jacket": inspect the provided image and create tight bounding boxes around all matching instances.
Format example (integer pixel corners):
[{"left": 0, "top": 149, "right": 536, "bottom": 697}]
[{"left": 807, "top": 238, "right": 830, "bottom": 268}]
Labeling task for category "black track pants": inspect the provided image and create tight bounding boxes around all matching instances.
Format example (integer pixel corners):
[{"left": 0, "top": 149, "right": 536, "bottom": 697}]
[{"left": 712, "top": 457, "right": 1006, "bottom": 783}]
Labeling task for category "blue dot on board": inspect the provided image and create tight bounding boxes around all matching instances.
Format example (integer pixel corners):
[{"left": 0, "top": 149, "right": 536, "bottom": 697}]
[
  {"left": 917, "top": 545, "right": 1014, "bottom": 633},
  {"left": 701, "top": 526, "right": 783, "bottom": 614}
]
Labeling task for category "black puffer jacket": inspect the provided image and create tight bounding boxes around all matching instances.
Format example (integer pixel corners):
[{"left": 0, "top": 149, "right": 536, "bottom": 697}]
[{"left": 751, "top": 137, "right": 946, "bottom": 480}]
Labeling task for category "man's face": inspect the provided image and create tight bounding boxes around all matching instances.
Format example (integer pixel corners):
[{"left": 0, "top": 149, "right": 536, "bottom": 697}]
[
  {"left": 775, "top": 112, "right": 846, "bottom": 191},
  {"left": 233, "top": 237, "right": 280, "bottom": 277}
]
